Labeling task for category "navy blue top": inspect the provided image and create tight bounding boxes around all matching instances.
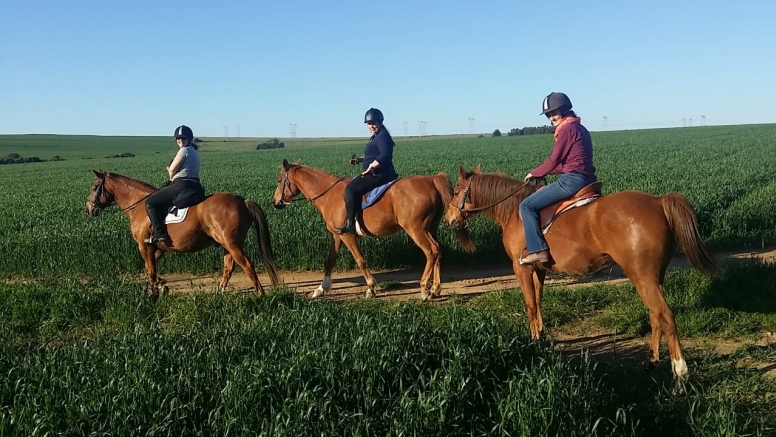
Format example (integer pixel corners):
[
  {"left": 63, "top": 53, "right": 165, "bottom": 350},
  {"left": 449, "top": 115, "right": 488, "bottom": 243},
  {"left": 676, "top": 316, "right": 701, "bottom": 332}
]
[{"left": 362, "top": 128, "right": 397, "bottom": 179}]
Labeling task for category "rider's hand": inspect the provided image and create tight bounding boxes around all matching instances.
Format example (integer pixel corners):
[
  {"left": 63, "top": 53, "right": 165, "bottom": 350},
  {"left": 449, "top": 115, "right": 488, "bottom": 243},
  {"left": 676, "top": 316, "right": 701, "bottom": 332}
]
[
  {"left": 349, "top": 158, "right": 358, "bottom": 165},
  {"left": 523, "top": 172, "right": 534, "bottom": 182}
]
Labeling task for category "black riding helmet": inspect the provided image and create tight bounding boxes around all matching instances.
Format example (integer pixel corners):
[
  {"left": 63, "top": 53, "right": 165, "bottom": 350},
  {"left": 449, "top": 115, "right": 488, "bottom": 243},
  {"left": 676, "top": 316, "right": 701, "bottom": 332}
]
[
  {"left": 174, "top": 125, "right": 194, "bottom": 140},
  {"left": 364, "top": 108, "right": 384, "bottom": 123},
  {"left": 540, "top": 92, "right": 573, "bottom": 116}
]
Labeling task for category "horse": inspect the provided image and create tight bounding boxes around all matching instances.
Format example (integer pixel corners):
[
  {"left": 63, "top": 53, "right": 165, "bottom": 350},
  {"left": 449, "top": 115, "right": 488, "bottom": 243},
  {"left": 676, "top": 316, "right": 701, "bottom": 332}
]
[
  {"left": 445, "top": 165, "right": 722, "bottom": 381},
  {"left": 271, "top": 159, "right": 476, "bottom": 300},
  {"left": 85, "top": 170, "right": 280, "bottom": 296}
]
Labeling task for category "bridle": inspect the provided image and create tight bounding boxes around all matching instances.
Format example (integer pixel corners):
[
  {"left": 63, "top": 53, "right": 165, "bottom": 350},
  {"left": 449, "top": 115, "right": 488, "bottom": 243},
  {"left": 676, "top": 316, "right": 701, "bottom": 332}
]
[
  {"left": 277, "top": 168, "right": 345, "bottom": 205},
  {"left": 88, "top": 178, "right": 109, "bottom": 214},
  {"left": 88, "top": 177, "right": 153, "bottom": 213}
]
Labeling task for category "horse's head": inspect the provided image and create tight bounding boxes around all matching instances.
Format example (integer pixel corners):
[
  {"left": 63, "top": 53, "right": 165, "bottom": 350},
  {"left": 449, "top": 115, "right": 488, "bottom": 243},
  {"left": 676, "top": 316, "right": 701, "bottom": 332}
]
[
  {"left": 85, "top": 170, "right": 115, "bottom": 216},
  {"left": 272, "top": 159, "right": 302, "bottom": 209},
  {"left": 445, "top": 164, "right": 481, "bottom": 229}
]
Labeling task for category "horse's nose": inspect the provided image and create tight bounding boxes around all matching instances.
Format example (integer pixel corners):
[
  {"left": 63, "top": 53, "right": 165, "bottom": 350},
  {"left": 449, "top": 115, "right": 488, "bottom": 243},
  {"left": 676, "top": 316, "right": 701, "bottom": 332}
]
[{"left": 272, "top": 200, "right": 286, "bottom": 210}]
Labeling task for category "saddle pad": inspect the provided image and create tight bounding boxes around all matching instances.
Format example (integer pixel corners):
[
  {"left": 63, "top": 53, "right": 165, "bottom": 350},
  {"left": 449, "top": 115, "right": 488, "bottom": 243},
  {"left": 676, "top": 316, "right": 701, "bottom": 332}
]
[
  {"left": 165, "top": 207, "right": 189, "bottom": 224},
  {"left": 362, "top": 179, "right": 399, "bottom": 209}
]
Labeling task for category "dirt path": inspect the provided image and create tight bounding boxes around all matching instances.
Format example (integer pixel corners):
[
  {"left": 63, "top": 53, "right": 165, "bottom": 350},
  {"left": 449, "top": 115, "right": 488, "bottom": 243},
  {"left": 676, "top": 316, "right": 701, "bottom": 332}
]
[{"left": 163, "top": 247, "right": 776, "bottom": 300}]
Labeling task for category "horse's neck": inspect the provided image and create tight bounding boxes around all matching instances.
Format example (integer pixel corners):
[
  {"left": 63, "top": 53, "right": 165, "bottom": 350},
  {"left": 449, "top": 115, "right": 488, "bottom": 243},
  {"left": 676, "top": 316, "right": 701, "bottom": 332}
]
[
  {"left": 477, "top": 176, "right": 528, "bottom": 224},
  {"left": 108, "top": 177, "right": 154, "bottom": 212},
  {"left": 296, "top": 167, "right": 344, "bottom": 199}
]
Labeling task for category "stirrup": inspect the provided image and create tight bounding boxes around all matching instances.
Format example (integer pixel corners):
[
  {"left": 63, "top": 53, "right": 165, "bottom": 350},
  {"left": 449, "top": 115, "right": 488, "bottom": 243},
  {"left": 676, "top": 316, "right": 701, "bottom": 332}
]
[{"left": 145, "top": 234, "right": 171, "bottom": 244}]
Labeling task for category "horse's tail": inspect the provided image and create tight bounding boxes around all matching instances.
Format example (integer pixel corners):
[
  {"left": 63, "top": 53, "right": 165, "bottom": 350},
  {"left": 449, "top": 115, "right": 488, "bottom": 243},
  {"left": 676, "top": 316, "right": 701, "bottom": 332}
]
[
  {"left": 244, "top": 199, "right": 281, "bottom": 286},
  {"left": 432, "top": 172, "right": 476, "bottom": 253},
  {"left": 661, "top": 194, "right": 722, "bottom": 275}
]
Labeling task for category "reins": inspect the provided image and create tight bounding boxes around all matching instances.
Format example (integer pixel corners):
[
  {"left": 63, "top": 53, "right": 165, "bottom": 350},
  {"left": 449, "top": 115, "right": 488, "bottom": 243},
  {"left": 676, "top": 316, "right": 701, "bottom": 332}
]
[
  {"left": 283, "top": 169, "right": 345, "bottom": 204},
  {"left": 90, "top": 177, "right": 155, "bottom": 213},
  {"left": 459, "top": 177, "right": 533, "bottom": 214}
]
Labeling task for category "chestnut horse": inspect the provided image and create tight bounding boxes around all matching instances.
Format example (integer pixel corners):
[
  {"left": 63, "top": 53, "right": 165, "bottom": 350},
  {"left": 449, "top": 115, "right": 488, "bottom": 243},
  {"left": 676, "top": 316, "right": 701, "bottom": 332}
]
[
  {"left": 272, "top": 159, "right": 475, "bottom": 300},
  {"left": 85, "top": 170, "right": 280, "bottom": 295},
  {"left": 445, "top": 165, "right": 721, "bottom": 380}
]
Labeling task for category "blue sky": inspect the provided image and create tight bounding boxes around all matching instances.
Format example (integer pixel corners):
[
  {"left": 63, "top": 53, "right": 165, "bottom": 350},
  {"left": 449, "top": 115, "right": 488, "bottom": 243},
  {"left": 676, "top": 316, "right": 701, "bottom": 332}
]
[{"left": 1, "top": 1, "right": 773, "bottom": 137}]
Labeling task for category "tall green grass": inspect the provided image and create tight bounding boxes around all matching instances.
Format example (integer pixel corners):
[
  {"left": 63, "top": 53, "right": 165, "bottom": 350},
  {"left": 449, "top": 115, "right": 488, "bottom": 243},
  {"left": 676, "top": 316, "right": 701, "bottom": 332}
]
[
  {"left": 2, "top": 278, "right": 773, "bottom": 435},
  {"left": 1, "top": 280, "right": 625, "bottom": 436}
]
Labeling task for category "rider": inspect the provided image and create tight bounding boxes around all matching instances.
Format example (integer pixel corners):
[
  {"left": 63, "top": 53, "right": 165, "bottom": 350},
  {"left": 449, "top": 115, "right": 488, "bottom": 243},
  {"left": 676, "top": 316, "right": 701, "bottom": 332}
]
[
  {"left": 335, "top": 108, "right": 398, "bottom": 235},
  {"left": 518, "top": 92, "right": 597, "bottom": 264},
  {"left": 144, "top": 125, "right": 202, "bottom": 244}
]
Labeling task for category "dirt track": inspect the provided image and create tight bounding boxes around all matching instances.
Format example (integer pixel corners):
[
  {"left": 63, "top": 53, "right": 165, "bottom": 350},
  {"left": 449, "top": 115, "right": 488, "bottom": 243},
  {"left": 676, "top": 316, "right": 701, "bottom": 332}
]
[{"left": 163, "top": 247, "right": 776, "bottom": 300}]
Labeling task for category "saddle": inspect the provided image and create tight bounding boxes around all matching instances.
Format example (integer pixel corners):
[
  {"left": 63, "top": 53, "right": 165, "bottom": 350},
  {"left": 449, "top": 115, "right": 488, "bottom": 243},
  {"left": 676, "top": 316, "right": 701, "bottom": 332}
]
[
  {"left": 537, "top": 182, "right": 603, "bottom": 234},
  {"left": 168, "top": 185, "right": 207, "bottom": 214}
]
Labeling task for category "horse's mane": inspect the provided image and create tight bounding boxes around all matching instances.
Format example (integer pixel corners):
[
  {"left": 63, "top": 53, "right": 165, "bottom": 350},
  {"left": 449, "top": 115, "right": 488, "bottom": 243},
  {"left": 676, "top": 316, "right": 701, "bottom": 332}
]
[
  {"left": 104, "top": 171, "right": 157, "bottom": 193},
  {"left": 470, "top": 172, "right": 535, "bottom": 223},
  {"left": 292, "top": 164, "right": 349, "bottom": 182}
]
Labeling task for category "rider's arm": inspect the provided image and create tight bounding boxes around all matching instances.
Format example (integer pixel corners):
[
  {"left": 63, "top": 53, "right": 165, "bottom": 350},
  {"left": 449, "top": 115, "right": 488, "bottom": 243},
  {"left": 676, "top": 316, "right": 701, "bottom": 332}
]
[
  {"left": 531, "top": 125, "right": 575, "bottom": 178},
  {"left": 166, "top": 148, "right": 186, "bottom": 179}
]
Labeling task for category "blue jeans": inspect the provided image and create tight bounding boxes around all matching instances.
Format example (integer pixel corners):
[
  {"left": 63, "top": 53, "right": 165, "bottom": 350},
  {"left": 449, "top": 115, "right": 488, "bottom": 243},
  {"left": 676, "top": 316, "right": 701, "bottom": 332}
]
[{"left": 519, "top": 172, "right": 597, "bottom": 254}]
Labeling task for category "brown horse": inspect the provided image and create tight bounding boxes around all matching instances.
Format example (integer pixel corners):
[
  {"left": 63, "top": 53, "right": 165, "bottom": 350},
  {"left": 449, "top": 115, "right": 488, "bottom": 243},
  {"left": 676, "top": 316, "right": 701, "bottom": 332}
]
[
  {"left": 85, "top": 170, "right": 280, "bottom": 295},
  {"left": 272, "top": 159, "right": 475, "bottom": 300},
  {"left": 445, "top": 165, "right": 722, "bottom": 380}
]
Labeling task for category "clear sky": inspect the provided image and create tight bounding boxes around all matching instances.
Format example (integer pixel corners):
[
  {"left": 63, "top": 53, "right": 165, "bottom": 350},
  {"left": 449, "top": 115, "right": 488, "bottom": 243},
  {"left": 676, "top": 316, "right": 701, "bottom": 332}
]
[{"left": 1, "top": 1, "right": 773, "bottom": 138}]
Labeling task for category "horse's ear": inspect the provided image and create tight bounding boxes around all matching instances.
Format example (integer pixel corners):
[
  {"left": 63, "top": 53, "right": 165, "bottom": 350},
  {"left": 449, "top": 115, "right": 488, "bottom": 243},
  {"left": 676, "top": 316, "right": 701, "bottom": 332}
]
[
  {"left": 293, "top": 159, "right": 300, "bottom": 165},
  {"left": 92, "top": 169, "right": 104, "bottom": 178},
  {"left": 473, "top": 164, "right": 481, "bottom": 174},
  {"left": 458, "top": 164, "right": 466, "bottom": 179},
  {"left": 282, "top": 159, "right": 290, "bottom": 170}
]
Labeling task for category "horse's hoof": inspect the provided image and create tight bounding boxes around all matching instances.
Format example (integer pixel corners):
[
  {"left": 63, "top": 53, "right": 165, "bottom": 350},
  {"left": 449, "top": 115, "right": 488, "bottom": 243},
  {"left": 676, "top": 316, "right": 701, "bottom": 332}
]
[
  {"left": 420, "top": 291, "right": 431, "bottom": 302},
  {"left": 311, "top": 287, "right": 325, "bottom": 298},
  {"left": 161, "top": 286, "right": 169, "bottom": 296},
  {"left": 364, "top": 289, "right": 375, "bottom": 299}
]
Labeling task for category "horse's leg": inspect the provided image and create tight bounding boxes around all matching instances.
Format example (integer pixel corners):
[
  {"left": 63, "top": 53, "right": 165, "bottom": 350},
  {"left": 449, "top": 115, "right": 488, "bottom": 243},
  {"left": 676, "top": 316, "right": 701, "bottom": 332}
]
[
  {"left": 312, "top": 235, "right": 343, "bottom": 298},
  {"left": 532, "top": 269, "right": 547, "bottom": 332},
  {"left": 225, "top": 244, "right": 265, "bottom": 295},
  {"left": 220, "top": 252, "right": 236, "bottom": 291},
  {"left": 139, "top": 243, "right": 161, "bottom": 297},
  {"left": 404, "top": 226, "right": 439, "bottom": 301},
  {"left": 340, "top": 235, "right": 378, "bottom": 299},
  {"left": 626, "top": 271, "right": 688, "bottom": 380},
  {"left": 429, "top": 230, "right": 443, "bottom": 298},
  {"left": 154, "top": 249, "right": 166, "bottom": 286},
  {"left": 513, "top": 260, "right": 543, "bottom": 340}
]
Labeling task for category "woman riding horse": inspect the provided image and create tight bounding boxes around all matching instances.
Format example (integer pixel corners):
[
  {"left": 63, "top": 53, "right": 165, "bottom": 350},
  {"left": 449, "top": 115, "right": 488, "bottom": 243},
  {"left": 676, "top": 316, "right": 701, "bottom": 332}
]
[
  {"left": 519, "top": 93, "right": 598, "bottom": 264},
  {"left": 335, "top": 108, "right": 398, "bottom": 235},
  {"left": 145, "top": 125, "right": 203, "bottom": 245}
]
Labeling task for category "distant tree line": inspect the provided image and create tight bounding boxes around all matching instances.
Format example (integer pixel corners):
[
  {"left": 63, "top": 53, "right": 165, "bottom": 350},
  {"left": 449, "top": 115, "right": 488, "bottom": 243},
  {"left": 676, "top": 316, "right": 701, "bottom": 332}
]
[
  {"left": 256, "top": 139, "right": 285, "bottom": 150},
  {"left": 507, "top": 125, "right": 555, "bottom": 136},
  {"left": 104, "top": 152, "right": 135, "bottom": 158},
  {"left": 1, "top": 153, "right": 43, "bottom": 164}
]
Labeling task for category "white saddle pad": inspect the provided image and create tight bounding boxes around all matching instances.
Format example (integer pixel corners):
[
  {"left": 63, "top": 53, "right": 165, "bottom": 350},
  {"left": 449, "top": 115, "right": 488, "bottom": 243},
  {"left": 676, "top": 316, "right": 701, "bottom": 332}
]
[{"left": 165, "top": 207, "right": 189, "bottom": 224}]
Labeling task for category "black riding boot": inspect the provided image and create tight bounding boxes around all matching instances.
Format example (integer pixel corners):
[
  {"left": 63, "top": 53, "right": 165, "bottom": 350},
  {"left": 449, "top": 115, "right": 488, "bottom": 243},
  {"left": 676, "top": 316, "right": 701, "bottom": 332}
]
[
  {"left": 145, "top": 204, "right": 171, "bottom": 244},
  {"left": 334, "top": 218, "right": 356, "bottom": 235}
]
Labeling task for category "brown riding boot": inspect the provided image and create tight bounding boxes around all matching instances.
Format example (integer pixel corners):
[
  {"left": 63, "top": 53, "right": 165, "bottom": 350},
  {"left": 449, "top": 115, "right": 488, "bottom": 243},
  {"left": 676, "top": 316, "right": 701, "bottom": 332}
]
[{"left": 520, "top": 250, "right": 550, "bottom": 264}]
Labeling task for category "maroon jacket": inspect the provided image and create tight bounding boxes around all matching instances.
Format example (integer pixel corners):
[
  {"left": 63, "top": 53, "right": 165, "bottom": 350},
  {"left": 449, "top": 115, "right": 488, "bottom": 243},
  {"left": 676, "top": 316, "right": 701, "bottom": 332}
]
[{"left": 531, "top": 119, "right": 596, "bottom": 179}]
